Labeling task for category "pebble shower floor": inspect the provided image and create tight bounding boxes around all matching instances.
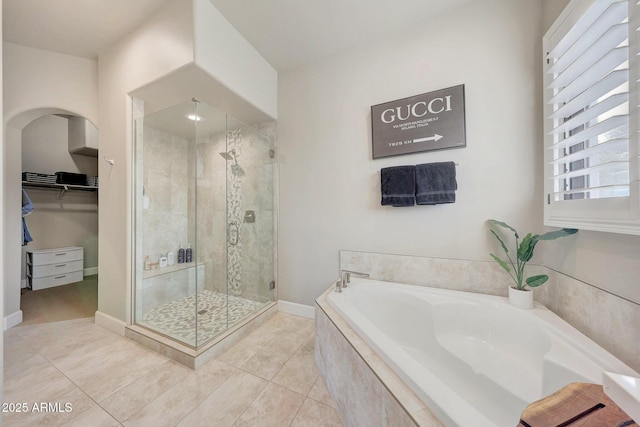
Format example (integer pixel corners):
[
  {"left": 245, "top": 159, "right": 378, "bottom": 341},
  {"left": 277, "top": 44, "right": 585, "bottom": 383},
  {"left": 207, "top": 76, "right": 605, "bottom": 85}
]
[{"left": 141, "top": 289, "right": 266, "bottom": 345}]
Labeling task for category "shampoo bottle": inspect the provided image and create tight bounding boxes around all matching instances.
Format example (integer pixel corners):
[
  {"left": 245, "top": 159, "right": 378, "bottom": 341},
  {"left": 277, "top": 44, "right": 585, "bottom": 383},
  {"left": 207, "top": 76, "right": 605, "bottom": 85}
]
[
  {"left": 159, "top": 253, "right": 168, "bottom": 268},
  {"left": 167, "top": 251, "right": 175, "bottom": 266},
  {"left": 185, "top": 243, "right": 192, "bottom": 263},
  {"left": 178, "top": 245, "right": 185, "bottom": 264}
]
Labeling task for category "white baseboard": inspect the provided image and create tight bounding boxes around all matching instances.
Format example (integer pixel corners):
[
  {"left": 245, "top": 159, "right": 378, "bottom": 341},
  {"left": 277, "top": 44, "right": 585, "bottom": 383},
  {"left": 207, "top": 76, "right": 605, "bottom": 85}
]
[
  {"left": 4, "top": 310, "right": 23, "bottom": 330},
  {"left": 84, "top": 267, "right": 98, "bottom": 276},
  {"left": 95, "top": 310, "right": 126, "bottom": 336},
  {"left": 277, "top": 300, "right": 315, "bottom": 319}
]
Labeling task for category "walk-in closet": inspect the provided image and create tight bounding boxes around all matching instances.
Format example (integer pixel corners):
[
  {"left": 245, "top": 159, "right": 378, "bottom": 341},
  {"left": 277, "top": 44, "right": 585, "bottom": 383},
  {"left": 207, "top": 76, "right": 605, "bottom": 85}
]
[{"left": 20, "top": 114, "right": 99, "bottom": 325}]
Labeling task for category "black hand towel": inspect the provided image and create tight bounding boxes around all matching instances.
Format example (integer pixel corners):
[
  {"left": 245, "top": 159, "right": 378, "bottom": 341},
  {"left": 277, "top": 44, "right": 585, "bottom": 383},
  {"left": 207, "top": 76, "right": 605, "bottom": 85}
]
[
  {"left": 381, "top": 166, "right": 416, "bottom": 207},
  {"left": 415, "top": 162, "right": 457, "bottom": 205}
]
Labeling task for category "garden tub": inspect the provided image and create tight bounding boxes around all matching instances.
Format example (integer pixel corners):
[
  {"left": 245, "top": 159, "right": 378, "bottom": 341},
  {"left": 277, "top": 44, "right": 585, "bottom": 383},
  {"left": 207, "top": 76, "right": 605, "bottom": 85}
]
[{"left": 324, "top": 278, "right": 638, "bottom": 426}]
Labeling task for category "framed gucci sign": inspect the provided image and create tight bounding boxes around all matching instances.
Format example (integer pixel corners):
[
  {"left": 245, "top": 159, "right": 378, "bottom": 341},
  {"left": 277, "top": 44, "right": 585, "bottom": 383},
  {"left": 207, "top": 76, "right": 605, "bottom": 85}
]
[{"left": 371, "top": 84, "right": 466, "bottom": 159}]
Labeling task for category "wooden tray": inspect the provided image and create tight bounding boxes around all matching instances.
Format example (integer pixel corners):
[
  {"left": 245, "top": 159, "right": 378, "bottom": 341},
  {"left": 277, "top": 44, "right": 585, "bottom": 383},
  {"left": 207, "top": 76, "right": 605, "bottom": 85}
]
[{"left": 519, "top": 383, "right": 635, "bottom": 427}]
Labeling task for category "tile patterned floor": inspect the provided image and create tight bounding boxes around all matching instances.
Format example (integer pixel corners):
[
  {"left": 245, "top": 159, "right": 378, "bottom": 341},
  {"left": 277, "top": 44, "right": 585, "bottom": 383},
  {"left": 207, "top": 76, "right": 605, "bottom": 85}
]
[
  {"left": 3, "top": 313, "right": 344, "bottom": 426},
  {"left": 141, "top": 290, "right": 266, "bottom": 345}
]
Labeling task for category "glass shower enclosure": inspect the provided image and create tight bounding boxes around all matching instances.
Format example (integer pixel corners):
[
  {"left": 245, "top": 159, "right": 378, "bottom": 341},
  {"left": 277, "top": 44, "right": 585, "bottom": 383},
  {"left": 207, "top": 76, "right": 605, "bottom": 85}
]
[{"left": 133, "top": 99, "right": 276, "bottom": 348}]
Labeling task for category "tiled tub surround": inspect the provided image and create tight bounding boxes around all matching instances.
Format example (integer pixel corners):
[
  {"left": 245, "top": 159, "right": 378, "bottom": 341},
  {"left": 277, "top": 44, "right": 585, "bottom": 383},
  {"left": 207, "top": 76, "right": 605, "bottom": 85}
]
[
  {"left": 315, "top": 289, "right": 442, "bottom": 427},
  {"left": 339, "top": 251, "right": 640, "bottom": 374}
]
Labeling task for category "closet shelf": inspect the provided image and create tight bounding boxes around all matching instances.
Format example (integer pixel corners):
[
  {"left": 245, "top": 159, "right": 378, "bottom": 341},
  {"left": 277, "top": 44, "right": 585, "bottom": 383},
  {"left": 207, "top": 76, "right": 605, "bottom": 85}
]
[{"left": 21, "top": 181, "right": 98, "bottom": 198}]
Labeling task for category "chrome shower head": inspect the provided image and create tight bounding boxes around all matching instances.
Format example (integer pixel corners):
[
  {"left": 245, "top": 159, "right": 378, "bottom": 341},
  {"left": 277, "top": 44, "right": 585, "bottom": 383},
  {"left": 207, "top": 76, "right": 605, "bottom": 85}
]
[{"left": 219, "top": 149, "right": 237, "bottom": 161}]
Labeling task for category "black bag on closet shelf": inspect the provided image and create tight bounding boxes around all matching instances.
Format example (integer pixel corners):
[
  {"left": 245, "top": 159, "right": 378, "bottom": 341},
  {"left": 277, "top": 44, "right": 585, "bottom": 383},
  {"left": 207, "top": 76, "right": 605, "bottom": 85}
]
[{"left": 55, "top": 171, "right": 87, "bottom": 185}]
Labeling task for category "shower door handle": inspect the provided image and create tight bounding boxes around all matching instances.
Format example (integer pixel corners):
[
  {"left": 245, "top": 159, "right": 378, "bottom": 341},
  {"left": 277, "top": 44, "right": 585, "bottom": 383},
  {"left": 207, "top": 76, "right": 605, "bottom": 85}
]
[{"left": 228, "top": 222, "right": 239, "bottom": 246}]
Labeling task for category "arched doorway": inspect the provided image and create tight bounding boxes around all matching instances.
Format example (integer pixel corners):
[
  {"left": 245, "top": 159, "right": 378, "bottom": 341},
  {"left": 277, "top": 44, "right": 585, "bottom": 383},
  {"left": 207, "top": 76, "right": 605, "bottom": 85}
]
[{"left": 4, "top": 108, "right": 99, "bottom": 327}]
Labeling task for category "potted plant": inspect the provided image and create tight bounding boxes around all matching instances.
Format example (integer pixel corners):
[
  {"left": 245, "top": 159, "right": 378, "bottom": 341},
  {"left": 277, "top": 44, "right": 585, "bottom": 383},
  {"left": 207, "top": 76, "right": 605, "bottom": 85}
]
[{"left": 487, "top": 219, "right": 578, "bottom": 309}]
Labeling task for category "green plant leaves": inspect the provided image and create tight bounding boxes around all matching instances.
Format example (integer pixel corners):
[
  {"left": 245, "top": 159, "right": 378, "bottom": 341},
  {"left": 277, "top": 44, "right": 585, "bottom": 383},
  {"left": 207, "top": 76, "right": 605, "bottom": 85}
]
[
  {"left": 538, "top": 228, "right": 578, "bottom": 240},
  {"left": 526, "top": 275, "right": 549, "bottom": 287},
  {"left": 517, "top": 233, "right": 539, "bottom": 262},
  {"left": 490, "top": 230, "right": 510, "bottom": 255},
  {"left": 487, "top": 220, "right": 578, "bottom": 290},
  {"left": 490, "top": 253, "right": 511, "bottom": 273},
  {"left": 487, "top": 219, "right": 519, "bottom": 239}
]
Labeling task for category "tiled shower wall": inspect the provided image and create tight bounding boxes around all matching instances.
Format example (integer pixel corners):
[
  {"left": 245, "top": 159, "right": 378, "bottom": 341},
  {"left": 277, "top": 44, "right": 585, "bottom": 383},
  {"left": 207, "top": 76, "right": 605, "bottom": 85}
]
[
  {"left": 138, "top": 125, "right": 196, "bottom": 316},
  {"left": 139, "top": 121, "right": 276, "bottom": 312},
  {"left": 340, "top": 250, "right": 640, "bottom": 373},
  {"left": 196, "top": 122, "right": 276, "bottom": 303},
  {"left": 194, "top": 130, "right": 228, "bottom": 296},
  {"left": 142, "top": 126, "right": 191, "bottom": 264}
]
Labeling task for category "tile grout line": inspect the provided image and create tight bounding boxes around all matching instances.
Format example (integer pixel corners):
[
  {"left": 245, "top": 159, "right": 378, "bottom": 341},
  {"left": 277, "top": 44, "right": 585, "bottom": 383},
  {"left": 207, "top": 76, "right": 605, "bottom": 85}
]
[
  {"left": 230, "top": 320, "right": 313, "bottom": 382},
  {"left": 117, "top": 314, "right": 304, "bottom": 425},
  {"left": 119, "top": 366, "right": 200, "bottom": 425},
  {"left": 13, "top": 322, "right": 149, "bottom": 426},
  {"left": 168, "top": 358, "right": 267, "bottom": 427},
  {"left": 228, "top": 325, "right": 315, "bottom": 426},
  {"left": 227, "top": 374, "right": 271, "bottom": 427},
  {"left": 272, "top": 329, "right": 317, "bottom": 426},
  {"left": 12, "top": 328, "right": 115, "bottom": 425},
  {"left": 6, "top": 313, "right": 327, "bottom": 426}
]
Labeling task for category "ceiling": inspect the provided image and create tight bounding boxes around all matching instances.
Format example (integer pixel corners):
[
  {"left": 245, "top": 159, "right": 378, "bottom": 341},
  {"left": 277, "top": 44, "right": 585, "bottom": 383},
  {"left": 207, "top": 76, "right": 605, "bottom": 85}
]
[
  {"left": 3, "top": 0, "right": 471, "bottom": 71},
  {"left": 207, "top": 0, "right": 473, "bottom": 71},
  {"left": 2, "top": 0, "right": 174, "bottom": 59}
]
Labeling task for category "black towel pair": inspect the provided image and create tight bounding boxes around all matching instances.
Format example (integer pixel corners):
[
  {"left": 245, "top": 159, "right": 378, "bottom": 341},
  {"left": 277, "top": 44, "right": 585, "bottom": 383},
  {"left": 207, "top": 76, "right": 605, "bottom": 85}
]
[{"left": 380, "top": 162, "right": 457, "bottom": 207}]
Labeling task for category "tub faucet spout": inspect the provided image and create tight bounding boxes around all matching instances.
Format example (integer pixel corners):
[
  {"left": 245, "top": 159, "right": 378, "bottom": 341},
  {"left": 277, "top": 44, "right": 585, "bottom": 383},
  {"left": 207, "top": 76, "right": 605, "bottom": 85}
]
[{"left": 335, "top": 269, "right": 369, "bottom": 292}]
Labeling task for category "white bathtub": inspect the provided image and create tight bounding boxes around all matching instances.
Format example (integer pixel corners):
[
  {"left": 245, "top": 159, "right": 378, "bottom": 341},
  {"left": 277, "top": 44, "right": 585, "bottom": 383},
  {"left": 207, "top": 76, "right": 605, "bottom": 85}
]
[{"left": 327, "top": 278, "right": 638, "bottom": 427}]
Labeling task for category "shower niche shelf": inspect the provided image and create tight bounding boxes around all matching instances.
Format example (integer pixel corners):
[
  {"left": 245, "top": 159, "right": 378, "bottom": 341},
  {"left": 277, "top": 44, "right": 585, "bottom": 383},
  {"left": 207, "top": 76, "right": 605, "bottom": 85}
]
[{"left": 142, "top": 261, "right": 198, "bottom": 279}]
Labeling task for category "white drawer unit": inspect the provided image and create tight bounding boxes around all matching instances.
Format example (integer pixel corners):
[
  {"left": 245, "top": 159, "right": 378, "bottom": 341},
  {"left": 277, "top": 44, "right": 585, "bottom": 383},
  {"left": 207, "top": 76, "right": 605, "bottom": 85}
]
[{"left": 26, "top": 246, "right": 84, "bottom": 290}]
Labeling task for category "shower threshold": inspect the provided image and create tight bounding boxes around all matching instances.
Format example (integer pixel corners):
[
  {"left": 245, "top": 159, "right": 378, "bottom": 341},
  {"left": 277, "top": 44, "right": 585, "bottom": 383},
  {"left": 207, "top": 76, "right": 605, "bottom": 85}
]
[
  {"left": 140, "top": 290, "right": 267, "bottom": 346},
  {"left": 125, "top": 297, "right": 277, "bottom": 369}
]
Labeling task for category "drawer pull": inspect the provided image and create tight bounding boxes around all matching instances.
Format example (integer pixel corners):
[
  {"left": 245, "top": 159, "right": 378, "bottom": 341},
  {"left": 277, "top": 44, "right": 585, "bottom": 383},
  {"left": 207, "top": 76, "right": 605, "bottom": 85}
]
[
  {"left": 55, "top": 264, "right": 67, "bottom": 268},
  {"left": 54, "top": 275, "right": 66, "bottom": 279},
  {"left": 55, "top": 253, "right": 67, "bottom": 256}
]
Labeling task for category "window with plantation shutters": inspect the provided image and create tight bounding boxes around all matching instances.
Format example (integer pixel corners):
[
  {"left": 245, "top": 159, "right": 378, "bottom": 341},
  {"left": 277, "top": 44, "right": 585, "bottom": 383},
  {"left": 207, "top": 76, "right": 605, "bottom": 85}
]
[{"left": 543, "top": 0, "right": 640, "bottom": 234}]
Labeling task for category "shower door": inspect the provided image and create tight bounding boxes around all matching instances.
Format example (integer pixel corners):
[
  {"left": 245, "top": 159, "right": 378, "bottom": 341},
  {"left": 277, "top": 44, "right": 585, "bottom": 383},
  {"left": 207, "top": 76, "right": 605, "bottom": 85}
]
[
  {"left": 195, "top": 113, "right": 277, "bottom": 344},
  {"left": 134, "top": 99, "right": 217, "bottom": 347},
  {"left": 134, "top": 99, "right": 276, "bottom": 348},
  {"left": 223, "top": 117, "right": 277, "bottom": 306}
]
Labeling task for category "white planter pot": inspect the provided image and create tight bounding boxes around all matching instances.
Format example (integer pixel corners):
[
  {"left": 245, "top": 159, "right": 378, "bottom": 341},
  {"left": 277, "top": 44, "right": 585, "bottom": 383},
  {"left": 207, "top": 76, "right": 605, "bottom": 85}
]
[{"left": 509, "top": 286, "right": 534, "bottom": 310}]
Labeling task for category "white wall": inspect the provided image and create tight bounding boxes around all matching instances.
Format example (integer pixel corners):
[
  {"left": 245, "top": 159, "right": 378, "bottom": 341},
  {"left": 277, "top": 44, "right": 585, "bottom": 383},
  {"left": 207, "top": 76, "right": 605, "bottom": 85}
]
[
  {"left": 277, "top": 0, "right": 544, "bottom": 306},
  {"left": 21, "top": 115, "right": 99, "bottom": 280},
  {"left": 3, "top": 43, "right": 99, "bottom": 128},
  {"left": 22, "top": 115, "right": 98, "bottom": 177},
  {"left": 278, "top": 0, "right": 640, "bottom": 308},
  {"left": 193, "top": 0, "right": 278, "bottom": 119},
  {"left": 3, "top": 43, "right": 98, "bottom": 326},
  {"left": 542, "top": 0, "right": 570, "bottom": 33},
  {"left": 97, "top": 0, "right": 194, "bottom": 325}
]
